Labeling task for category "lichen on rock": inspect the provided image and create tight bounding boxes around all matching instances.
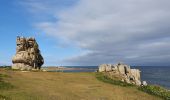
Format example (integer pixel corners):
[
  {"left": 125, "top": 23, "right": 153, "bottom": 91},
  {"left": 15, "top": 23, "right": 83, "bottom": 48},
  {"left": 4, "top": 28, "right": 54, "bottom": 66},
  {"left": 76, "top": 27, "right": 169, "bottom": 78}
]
[{"left": 12, "top": 36, "right": 44, "bottom": 70}]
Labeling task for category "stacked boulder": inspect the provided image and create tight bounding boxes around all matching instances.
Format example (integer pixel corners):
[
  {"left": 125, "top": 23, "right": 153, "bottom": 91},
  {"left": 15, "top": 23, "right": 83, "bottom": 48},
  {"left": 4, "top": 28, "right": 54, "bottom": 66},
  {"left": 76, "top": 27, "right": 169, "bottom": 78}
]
[
  {"left": 12, "top": 36, "right": 44, "bottom": 70},
  {"left": 98, "top": 63, "right": 143, "bottom": 86}
]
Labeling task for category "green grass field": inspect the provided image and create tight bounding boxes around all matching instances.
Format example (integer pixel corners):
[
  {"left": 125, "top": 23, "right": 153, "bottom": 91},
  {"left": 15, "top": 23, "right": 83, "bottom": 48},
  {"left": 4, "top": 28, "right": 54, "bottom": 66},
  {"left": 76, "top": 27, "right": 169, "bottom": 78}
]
[{"left": 0, "top": 70, "right": 161, "bottom": 100}]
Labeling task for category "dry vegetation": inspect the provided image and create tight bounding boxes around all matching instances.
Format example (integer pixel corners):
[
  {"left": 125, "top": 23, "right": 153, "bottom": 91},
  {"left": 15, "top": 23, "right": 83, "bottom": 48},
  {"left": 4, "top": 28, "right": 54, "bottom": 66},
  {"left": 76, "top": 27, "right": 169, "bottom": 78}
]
[{"left": 0, "top": 70, "right": 161, "bottom": 100}]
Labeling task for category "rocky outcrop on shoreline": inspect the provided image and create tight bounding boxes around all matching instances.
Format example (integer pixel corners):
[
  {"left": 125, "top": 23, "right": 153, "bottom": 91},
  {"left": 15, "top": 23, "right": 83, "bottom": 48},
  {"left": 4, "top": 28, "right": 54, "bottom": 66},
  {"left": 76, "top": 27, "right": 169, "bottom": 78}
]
[{"left": 98, "top": 63, "right": 145, "bottom": 86}]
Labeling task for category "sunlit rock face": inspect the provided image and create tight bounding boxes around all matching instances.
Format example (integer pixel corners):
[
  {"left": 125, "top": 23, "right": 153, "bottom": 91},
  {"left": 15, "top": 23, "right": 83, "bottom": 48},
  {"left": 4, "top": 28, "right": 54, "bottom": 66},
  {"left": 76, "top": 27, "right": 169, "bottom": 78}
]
[
  {"left": 98, "top": 63, "right": 142, "bottom": 86},
  {"left": 12, "top": 36, "right": 44, "bottom": 70}
]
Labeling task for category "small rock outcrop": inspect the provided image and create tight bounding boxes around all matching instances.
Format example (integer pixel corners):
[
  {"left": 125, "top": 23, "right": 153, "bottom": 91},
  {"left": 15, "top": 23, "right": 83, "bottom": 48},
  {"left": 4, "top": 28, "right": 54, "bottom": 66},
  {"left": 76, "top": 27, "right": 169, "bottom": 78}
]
[
  {"left": 98, "top": 63, "right": 143, "bottom": 86},
  {"left": 12, "top": 36, "right": 44, "bottom": 70}
]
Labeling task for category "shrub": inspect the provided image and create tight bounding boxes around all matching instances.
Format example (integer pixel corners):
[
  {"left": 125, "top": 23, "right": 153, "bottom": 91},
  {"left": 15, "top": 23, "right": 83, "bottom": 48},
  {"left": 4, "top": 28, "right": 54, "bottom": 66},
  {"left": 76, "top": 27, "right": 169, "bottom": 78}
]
[
  {"left": 0, "top": 66, "right": 12, "bottom": 70},
  {"left": 138, "top": 85, "right": 170, "bottom": 100},
  {"left": 5, "top": 66, "right": 12, "bottom": 70},
  {"left": 95, "top": 72, "right": 134, "bottom": 87},
  {"left": 95, "top": 72, "right": 170, "bottom": 100}
]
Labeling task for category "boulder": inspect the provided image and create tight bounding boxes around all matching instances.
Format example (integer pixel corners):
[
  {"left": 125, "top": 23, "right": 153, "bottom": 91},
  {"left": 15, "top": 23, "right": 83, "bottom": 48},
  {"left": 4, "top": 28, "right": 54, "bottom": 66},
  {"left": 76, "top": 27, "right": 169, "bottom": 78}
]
[
  {"left": 142, "top": 81, "right": 147, "bottom": 86},
  {"left": 12, "top": 36, "right": 44, "bottom": 70}
]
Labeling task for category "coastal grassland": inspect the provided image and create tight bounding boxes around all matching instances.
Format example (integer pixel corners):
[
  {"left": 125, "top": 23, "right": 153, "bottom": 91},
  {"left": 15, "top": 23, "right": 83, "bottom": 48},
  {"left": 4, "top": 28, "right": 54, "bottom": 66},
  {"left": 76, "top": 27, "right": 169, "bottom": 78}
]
[
  {"left": 96, "top": 72, "right": 170, "bottom": 100},
  {"left": 139, "top": 85, "right": 170, "bottom": 100},
  {"left": 0, "top": 70, "right": 161, "bottom": 100}
]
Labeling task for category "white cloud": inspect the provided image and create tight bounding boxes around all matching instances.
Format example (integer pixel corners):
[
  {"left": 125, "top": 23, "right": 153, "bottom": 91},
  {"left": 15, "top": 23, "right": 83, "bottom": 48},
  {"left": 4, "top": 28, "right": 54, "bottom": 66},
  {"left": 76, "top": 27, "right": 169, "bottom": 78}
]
[{"left": 22, "top": 0, "right": 170, "bottom": 65}]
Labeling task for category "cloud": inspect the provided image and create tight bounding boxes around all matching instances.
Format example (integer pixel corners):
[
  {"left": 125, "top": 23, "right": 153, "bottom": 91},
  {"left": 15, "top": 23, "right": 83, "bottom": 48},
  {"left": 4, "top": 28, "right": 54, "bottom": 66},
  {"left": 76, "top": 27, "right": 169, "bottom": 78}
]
[{"left": 22, "top": 0, "right": 170, "bottom": 65}]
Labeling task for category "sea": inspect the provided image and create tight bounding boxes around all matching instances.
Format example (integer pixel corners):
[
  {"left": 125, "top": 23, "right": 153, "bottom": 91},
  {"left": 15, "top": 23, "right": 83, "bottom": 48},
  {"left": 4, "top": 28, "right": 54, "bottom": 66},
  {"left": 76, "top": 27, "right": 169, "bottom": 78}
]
[{"left": 63, "top": 66, "right": 170, "bottom": 89}]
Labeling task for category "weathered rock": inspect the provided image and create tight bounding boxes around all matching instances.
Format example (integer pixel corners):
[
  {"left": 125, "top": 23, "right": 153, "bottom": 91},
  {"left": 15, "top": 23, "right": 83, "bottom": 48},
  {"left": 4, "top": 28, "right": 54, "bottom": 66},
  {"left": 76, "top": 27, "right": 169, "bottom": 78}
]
[
  {"left": 12, "top": 36, "right": 44, "bottom": 70},
  {"left": 98, "top": 63, "right": 143, "bottom": 86},
  {"left": 131, "top": 69, "right": 141, "bottom": 85},
  {"left": 142, "top": 81, "right": 147, "bottom": 86},
  {"left": 98, "top": 64, "right": 112, "bottom": 72},
  {"left": 98, "top": 64, "right": 106, "bottom": 72}
]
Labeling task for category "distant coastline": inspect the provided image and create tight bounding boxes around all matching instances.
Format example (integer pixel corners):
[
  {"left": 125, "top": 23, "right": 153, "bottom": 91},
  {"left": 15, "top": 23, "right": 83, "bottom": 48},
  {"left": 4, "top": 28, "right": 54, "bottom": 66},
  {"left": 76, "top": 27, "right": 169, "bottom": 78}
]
[{"left": 41, "top": 66, "right": 97, "bottom": 72}]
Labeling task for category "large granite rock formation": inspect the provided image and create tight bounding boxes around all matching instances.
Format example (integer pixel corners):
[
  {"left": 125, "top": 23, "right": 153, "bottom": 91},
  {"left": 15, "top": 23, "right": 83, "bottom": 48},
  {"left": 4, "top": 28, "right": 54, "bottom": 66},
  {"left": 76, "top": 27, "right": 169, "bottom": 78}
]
[
  {"left": 12, "top": 36, "right": 44, "bottom": 70},
  {"left": 98, "top": 63, "right": 142, "bottom": 86}
]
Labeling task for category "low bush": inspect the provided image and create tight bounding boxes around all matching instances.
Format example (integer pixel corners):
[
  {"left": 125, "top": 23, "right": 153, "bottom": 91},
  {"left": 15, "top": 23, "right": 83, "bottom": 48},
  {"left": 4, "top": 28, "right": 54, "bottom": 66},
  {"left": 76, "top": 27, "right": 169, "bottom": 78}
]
[
  {"left": 138, "top": 85, "right": 170, "bottom": 100},
  {"left": 96, "top": 72, "right": 170, "bottom": 100},
  {"left": 95, "top": 72, "right": 134, "bottom": 87},
  {"left": 0, "top": 66, "right": 12, "bottom": 70}
]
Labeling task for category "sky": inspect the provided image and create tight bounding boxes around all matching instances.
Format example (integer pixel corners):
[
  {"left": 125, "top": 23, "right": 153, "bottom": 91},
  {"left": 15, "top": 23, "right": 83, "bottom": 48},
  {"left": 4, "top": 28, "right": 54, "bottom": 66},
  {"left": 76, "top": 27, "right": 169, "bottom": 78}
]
[{"left": 0, "top": 0, "right": 170, "bottom": 66}]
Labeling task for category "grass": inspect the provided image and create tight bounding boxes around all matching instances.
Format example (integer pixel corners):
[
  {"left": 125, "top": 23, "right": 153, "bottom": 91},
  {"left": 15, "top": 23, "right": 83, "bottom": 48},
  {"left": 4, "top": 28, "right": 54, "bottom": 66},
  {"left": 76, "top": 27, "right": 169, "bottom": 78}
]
[
  {"left": 0, "top": 94, "right": 10, "bottom": 100},
  {"left": 138, "top": 85, "right": 170, "bottom": 100},
  {"left": 96, "top": 72, "right": 170, "bottom": 100},
  {"left": 0, "top": 74, "right": 14, "bottom": 100},
  {"left": 0, "top": 81, "right": 14, "bottom": 90},
  {"left": 0, "top": 74, "right": 14, "bottom": 90},
  {"left": 95, "top": 72, "right": 134, "bottom": 87},
  {"left": 0, "top": 70, "right": 161, "bottom": 100}
]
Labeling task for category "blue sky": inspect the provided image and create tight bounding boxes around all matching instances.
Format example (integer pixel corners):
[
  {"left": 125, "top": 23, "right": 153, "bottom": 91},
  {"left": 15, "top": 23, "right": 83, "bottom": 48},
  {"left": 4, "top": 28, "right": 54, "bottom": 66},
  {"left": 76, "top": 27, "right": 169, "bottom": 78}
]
[
  {"left": 0, "top": 0, "right": 170, "bottom": 66},
  {"left": 0, "top": 0, "right": 79, "bottom": 66}
]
